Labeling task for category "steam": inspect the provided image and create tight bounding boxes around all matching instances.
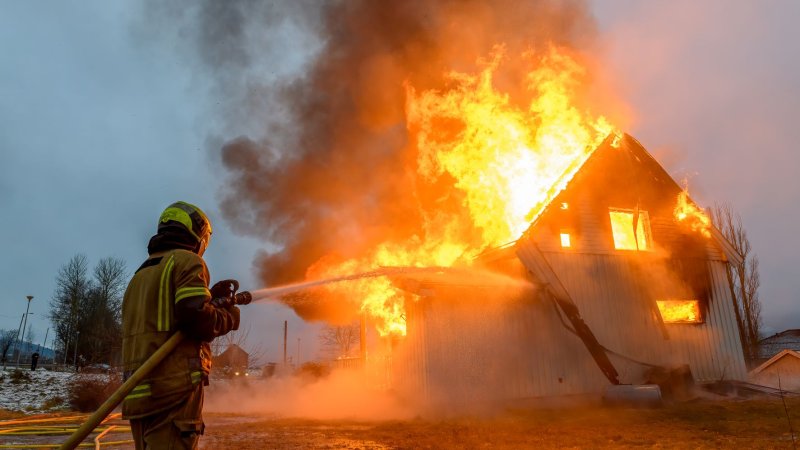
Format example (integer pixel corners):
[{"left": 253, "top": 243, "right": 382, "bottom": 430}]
[
  {"left": 205, "top": 370, "right": 414, "bottom": 420},
  {"left": 146, "top": 0, "right": 598, "bottom": 320}
]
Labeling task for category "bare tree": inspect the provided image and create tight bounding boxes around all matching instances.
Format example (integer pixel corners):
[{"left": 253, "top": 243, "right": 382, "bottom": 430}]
[
  {"left": 49, "top": 255, "right": 127, "bottom": 366},
  {"left": 49, "top": 254, "right": 91, "bottom": 363},
  {"left": 92, "top": 257, "right": 127, "bottom": 323},
  {"left": 81, "top": 257, "right": 127, "bottom": 364},
  {"left": 0, "top": 329, "right": 17, "bottom": 366},
  {"left": 318, "top": 323, "right": 360, "bottom": 359},
  {"left": 710, "top": 203, "right": 762, "bottom": 362}
]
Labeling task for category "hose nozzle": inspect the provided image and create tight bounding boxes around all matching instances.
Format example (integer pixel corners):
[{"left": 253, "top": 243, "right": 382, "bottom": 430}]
[{"left": 234, "top": 291, "right": 252, "bottom": 305}]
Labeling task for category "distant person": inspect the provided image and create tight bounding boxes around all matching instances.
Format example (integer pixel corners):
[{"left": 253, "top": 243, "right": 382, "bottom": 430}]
[
  {"left": 30, "top": 352, "right": 39, "bottom": 371},
  {"left": 122, "top": 201, "right": 240, "bottom": 450}
]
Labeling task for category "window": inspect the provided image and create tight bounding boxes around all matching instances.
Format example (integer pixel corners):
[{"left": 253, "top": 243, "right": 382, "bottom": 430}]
[
  {"left": 609, "top": 209, "right": 652, "bottom": 250},
  {"left": 656, "top": 300, "right": 702, "bottom": 323},
  {"left": 560, "top": 232, "right": 571, "bottom": 248}
]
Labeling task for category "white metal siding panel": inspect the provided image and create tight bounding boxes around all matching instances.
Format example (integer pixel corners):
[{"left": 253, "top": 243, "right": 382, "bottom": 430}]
[
  {"left": 541, "top": 252, "right": 747, "bottom": 384},
  {"left": 708, "top": 261, "right": 748, "bottom": 379},
  {"left": 396, "top": 251, "right": 747, "bottom": 403}
]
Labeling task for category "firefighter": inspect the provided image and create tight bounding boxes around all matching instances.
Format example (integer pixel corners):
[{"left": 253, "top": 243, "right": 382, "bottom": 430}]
[{"left": 122, "top": 201, "right": 240, "bottom": 450}]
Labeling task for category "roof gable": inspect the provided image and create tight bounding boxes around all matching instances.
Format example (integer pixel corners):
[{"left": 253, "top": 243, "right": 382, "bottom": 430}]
[
  {"left": 521, "top": 133, "right": 741, "bottom": 263},
  {"left": 751, "top": 349, "right": 800, "bottom": 375},
  {"left": 220, "top": 343, "right": 248, "bottom": 357}
]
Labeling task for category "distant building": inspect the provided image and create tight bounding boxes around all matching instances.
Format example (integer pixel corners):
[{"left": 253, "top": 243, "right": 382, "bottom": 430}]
[
  {"left": 757, "top": 330, "right": 800, "bottom": 362},
  {"left": 214, "top": 344, "right": 249, "bottom": 370},
  {"left": 750, "top": 349, "right": 800, "bottom": 392}
]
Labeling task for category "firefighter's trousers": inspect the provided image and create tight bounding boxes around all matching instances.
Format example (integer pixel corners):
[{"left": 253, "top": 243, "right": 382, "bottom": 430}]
[{"left": 129, "top": 385, "right": 204, "bottom": 450}]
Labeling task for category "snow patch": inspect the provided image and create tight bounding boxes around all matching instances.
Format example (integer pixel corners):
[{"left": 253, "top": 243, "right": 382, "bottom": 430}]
[{"left": 0, "top": 368, "right": 71, "bottom": 413}]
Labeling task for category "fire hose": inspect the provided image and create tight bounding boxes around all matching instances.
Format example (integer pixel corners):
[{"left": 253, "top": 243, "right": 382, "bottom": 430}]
[{"left": 59, "top": 290, "right": 252, "bottom": 450}]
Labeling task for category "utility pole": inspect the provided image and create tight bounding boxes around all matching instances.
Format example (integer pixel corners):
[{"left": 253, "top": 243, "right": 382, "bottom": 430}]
[
  {"left": 7, "top": 313, "right": 24, "bottom": 369},
  {"left": 21, "top": 313, "right": 34, "bottom": 358},
  {"left": 16, "top": 296, "right": 33, "bottom": 367},
  {"left": 360, "top": 312, "right": 367, "bottom": 363},
  {"left": 283, "top": 320, "right": 287, "bottom": 365},
  {"left": 39, "top": 328, "right": 49, "bottom": 364},
  {"left": 296, "top": 338, "right": 301, "bottom": 366}
]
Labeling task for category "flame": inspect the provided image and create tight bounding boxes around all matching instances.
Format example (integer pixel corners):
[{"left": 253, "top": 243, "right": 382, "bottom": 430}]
[
  {"left": 674, "top": 186, "right": 711, "bottom": 238},
  {"left": 609, "top": 210, "right": 650, "bottom": 251},
  {"left": 310, "top": 46, "right": 616, "bottom": 336},
  {"left": 656, "top": 300, "right": 701, "bottom": 323}
]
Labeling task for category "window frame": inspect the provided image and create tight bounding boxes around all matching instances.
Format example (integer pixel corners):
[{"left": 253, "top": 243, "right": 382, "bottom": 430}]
[
  {"left": 656, "top": 299, "right": 704, "bottom": 324},
  {"left": 608, "top": 207, "right": 653, "bottom": 251}
]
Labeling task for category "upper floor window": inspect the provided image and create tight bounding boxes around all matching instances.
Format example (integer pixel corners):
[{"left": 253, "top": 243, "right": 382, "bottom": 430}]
[
  {"left": 560, "top": 232, "right": 571, "bottom": 248},
  {"left": 609, "top": 208, "right": 652, "bottom": 250}
]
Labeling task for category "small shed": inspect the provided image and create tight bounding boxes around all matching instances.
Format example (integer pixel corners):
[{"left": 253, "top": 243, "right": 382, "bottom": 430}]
[
  {"left": 750, "top": 350, "right": 800, "bottom": 392},
  {"left": 394, "top": 133, "right": 748, "bottom": 405},
  {"left": 214, "top": 344, "right": 249, "bottom": 370}
]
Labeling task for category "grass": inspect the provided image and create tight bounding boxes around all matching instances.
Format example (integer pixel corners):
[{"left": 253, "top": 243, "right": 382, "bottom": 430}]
[
  {"left": 0, "top": 408, "right": 25, "bottom": 420},
  {"left": 199, "top": 398, "right": 800, "bottom": 449}
]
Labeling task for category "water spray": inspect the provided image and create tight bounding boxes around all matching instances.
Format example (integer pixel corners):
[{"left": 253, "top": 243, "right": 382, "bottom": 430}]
[{"left": 247, "top": 265, "right": 533, "bottom": 302}]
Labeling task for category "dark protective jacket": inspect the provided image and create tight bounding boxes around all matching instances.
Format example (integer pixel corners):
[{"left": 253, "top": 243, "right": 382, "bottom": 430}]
[{"left": 121, "top": 229, "right": 239, "bottom": 419}]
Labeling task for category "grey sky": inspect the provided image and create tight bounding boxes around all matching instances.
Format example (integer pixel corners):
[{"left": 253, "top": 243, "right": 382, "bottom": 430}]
[
  {"left": 0, "top": 1, "right": 317, "bottom": 361},
  {"left": 0, "top": 0, "right": 797, "bottom": 364}
]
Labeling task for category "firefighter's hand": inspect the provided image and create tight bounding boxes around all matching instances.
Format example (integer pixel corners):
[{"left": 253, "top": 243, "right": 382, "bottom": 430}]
[
  {"left": 210, "top": 296, "right": 233, "bottom": 309},
  {"left": 210, "top": 279, "right": 239, "bottom": 299}
]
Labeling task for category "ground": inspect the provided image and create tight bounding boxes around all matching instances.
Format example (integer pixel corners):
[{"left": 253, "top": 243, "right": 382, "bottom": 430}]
[
  {"left": 197, "top": 400, "right": 800, "bottom": 449},
  {"left": 2, "top": 369, "right": 799, "bottom": 448},
  {"left": 6, "top": 400, "right": 796, "bottom": 449}
]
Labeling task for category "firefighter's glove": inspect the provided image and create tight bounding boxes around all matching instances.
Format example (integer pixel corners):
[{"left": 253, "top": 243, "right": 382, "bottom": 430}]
[
  {"left": 210, "top": 296, "right": 233, "bottom": 309},
  {"left": 210, "top": 279, "right": 239, "bottom": 299},
  {"left": 227, "top": 305, "right": 241, "bottom": 330}
]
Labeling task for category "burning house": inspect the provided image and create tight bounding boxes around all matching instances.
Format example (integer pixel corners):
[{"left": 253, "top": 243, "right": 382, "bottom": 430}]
[
  {"left": 393, "top": 133, "right": 748, "bottom": 404},
  {"left": 207, "top": 16, "right": 749, "bottom": 404}
]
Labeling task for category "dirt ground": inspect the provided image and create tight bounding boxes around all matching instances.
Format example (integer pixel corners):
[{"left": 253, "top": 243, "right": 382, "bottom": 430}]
[
  {"left": 2, "top": 398, "right": 799, "bottom": 449},
  {"left": 197, "top": 398, "right": 800, "bottom": 449}
]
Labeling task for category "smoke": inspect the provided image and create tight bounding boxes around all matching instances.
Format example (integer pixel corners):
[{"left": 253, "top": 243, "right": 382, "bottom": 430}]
[
  {"left": 205, "top": 370, "right": 414, "bottom": 420},
  {"left": 145, "top": 1, "right": 599, "bottom": 320}
]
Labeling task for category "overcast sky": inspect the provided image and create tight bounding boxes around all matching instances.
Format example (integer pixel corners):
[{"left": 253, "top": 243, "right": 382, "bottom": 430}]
[{"left": 1, "top": 1, "right": 798, "bottom": 363}]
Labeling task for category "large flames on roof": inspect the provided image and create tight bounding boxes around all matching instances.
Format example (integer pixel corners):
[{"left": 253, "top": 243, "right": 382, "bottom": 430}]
[{"left": 310, "top": 47, "right": 616, "bottom": 336}]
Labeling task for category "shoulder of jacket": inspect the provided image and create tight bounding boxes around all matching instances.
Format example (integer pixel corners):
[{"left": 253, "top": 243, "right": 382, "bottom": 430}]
[{"left": 171, "top": 248, "right": 205, "bottom": 264}]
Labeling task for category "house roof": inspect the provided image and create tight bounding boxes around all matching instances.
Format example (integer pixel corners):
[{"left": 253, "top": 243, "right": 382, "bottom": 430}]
[
  {"left": 761, "top": 329, "right": 800, "bottom": 343},
  {"left": 751, "top": 349, "right": 800, "bottom": 375},
  {"left": 757, "top": 330, "right": 800, "bottom": 359},
  {"left": 519, "top": 133, "right": 743, "bottom": 265}
]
